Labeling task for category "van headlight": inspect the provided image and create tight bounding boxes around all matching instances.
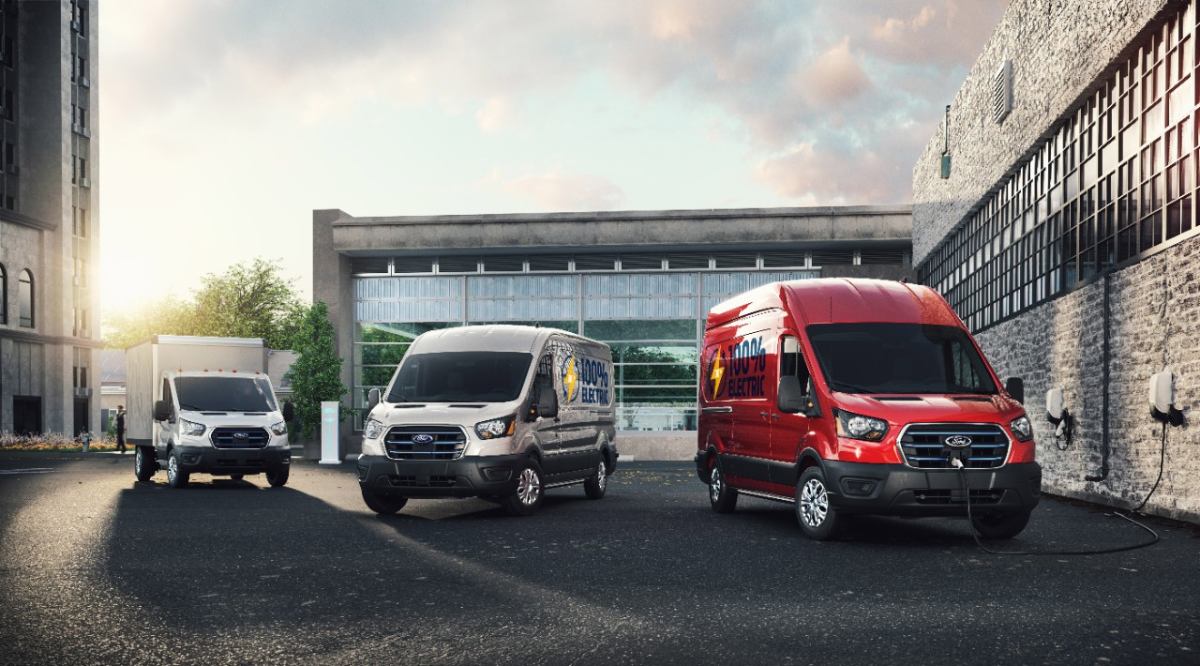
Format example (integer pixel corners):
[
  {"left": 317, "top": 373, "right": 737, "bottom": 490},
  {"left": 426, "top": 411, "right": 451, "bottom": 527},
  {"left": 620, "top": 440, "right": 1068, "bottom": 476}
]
[
  {"left": 1010, "top": 415, "right": 1034, "bottom": 441},
  {"left": 836, "top": 410, "right": 888, "bottom": 442},
  {"left": 270, "top": 421, "right": 288, "bottom": 437},
  {"left": 475, "top": 415, "right": 516, "bottom": 439},
  {"left": 363, "top": 418, "right": 385, "bottom": 440},
  {"left": 180, "top": 418, "right": 206, "bottom": 437}
]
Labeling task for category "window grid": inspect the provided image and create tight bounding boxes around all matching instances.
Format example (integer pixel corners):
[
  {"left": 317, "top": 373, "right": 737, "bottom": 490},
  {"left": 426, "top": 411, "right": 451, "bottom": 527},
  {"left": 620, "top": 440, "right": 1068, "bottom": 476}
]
[{"left": 919, "top": 5, "right": 1200, "bottom": 332}]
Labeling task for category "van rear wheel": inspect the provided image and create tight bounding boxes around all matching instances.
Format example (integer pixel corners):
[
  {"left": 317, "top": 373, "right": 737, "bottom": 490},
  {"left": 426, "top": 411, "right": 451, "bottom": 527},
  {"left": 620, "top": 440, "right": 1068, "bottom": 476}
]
[
  {"left": 796, "top": 467, "right": 840, "bottom": 540},
  {"left": 133, "top": 446, "right": 157, "bottom": 482},
  {"left": 708, "top": 458, "right": 737, "bottom": 513},
  {"left": 584, "top": 458, "right": 608, "bottom": 499}
]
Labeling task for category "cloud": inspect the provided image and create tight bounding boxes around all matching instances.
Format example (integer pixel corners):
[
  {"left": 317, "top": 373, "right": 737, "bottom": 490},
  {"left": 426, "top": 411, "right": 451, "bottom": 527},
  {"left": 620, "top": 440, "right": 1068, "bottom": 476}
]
[
  {"left": 102, "top": 0, "right": 1008, "bottom": 208},
  {"left": 491, "top": 170, "right": 626, "bottom": 211}
]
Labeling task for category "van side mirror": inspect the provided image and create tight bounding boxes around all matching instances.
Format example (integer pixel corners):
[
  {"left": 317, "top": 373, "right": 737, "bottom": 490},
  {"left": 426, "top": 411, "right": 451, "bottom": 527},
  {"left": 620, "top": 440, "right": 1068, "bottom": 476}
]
[
  {"left": 777, "top": 376, "right": 806, "bottom": 413},
  {"left": 367, "top": 388, "right": 381, "bottom": 411},
  {"left": 1005, "top": 377, "right": 1025, "bottom": 404},
  {"left": 535, "top": 382, "right": 559, "bottom": 420},
  {"left": 282, "top": 401, "right": 295, "bottom": 422},
  {"left": 153, "top": 400, "right": 171, "bottom": 422}
]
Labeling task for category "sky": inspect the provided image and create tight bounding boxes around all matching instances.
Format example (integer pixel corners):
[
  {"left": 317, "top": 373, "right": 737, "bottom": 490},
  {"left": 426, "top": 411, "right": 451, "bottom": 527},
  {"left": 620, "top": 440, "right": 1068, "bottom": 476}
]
[{"left": 98, "top": 0, "right": 1007, "bottom": 316}]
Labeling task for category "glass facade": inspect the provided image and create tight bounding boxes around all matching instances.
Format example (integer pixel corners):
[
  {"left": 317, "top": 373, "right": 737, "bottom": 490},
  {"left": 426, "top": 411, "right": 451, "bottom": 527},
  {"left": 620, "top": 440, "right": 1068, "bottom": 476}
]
[
  {"left": 351, "top": 252, "right": 826, "bottom": 431},
  {"left": 919, "top": 3, "right": 1200, "bottom": 332}
]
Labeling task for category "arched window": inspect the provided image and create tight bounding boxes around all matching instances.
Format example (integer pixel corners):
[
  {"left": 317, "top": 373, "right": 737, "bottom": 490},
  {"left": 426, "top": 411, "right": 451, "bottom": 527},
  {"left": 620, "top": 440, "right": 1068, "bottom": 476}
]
[
  {"left": 0, "top": 263, "right": 6, "bottom": 325},
  {"left": 18, "top": 269, "right": 33, "bottom": 328}
]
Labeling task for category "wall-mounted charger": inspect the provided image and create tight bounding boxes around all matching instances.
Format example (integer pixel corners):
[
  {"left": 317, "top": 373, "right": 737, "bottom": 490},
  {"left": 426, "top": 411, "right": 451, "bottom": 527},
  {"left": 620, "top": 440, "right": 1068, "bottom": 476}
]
[
  {"left": 1149, "top": 366, "right": 1184, "bottom": 426},
  {"left": 1045, "top": 387, "right": 1074, "bottom": 446}
]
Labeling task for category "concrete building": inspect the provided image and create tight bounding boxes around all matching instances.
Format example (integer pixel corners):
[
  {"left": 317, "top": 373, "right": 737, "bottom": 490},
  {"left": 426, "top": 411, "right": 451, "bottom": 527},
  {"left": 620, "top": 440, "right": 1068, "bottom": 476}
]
[
  {"left": 0, "top": 0, "right": 99, "bottom": 435},
  {"left": 313, "top": 205, "right": 912, "bottom": 457},
  {"left": 914, "top": 0, "right": 1199, "bottom": 521}
]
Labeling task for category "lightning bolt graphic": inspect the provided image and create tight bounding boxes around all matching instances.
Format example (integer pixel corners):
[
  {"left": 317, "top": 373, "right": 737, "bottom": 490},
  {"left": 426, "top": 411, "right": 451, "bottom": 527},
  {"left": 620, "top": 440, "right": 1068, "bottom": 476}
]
[
  {"left": 710, "top": 347, "right": 725, "bottom": 397},
  {"left": 564, "top": 355, "right": 578, "bottom": 400}
]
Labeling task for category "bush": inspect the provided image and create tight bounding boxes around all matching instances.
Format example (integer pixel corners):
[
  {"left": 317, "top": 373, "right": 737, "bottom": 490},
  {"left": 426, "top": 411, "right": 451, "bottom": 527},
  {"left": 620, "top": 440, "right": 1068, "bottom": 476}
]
[{"left": 0, "top": 432, "right": 119, "bottom": 452}]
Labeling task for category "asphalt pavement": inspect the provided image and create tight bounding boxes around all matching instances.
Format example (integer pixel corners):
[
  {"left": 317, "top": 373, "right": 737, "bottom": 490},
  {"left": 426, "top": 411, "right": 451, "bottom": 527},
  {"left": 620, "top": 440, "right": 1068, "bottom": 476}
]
[{"left": 0, "top": 452, "right": 1197, "bottom": 665}]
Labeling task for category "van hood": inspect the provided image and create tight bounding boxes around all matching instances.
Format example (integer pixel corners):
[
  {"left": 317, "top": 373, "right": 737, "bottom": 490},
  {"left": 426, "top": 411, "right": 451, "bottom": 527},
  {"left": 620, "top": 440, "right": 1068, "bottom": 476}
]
[
  {"left": 369, "top": 402, "right": 521, "bottom": 428},
  {"left": 831, "top": 393, "right": 1024, "bottom": 425},
  {"left": 178, "top": 410, "right": 284, "bottom": 426}
]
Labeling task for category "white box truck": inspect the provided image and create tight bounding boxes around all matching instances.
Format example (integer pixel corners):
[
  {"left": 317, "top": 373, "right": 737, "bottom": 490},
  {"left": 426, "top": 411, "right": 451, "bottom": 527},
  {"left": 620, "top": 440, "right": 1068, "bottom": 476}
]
[{"left": 126, "top": 335, "right": 295, "bottom": 488}]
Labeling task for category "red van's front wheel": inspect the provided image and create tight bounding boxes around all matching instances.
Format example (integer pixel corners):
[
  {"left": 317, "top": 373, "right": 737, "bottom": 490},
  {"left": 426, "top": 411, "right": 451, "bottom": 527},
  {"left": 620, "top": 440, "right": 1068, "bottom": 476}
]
[
  {"left": 796, "top": 467, "right": 841, "bottom": 540},
  {"left": 708, "top": 458, "right": 737, "bottom": 513}
]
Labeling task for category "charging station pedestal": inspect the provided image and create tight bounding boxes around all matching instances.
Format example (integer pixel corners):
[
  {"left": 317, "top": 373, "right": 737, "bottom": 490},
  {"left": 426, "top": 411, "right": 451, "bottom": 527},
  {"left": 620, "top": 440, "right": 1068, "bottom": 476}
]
[{"left": 319, "top": 401, "right": 341, "bottom": 465}]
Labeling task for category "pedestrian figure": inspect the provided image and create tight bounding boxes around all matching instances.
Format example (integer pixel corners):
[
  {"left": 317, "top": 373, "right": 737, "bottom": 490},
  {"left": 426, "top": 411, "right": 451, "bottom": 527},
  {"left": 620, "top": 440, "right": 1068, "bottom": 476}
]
[{"left": 116, "top": 405, "right": 126, "bottom": 454}]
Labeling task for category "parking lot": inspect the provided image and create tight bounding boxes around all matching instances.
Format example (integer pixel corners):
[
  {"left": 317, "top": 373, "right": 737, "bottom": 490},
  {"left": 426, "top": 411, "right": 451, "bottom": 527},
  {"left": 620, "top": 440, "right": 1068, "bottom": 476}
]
[{"left": 0, "top": 452, "right": 1197, "bottom": 665}]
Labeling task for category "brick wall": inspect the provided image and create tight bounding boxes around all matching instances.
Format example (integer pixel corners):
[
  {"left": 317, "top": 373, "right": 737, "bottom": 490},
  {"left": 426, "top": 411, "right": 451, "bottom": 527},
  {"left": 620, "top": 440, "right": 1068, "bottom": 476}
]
[{"left": 975, "top": 235, "right": 1200, "bottom": 522}]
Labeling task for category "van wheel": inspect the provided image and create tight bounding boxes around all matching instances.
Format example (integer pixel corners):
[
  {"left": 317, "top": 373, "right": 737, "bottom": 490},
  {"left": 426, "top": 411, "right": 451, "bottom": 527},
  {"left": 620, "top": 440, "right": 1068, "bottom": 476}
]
[
  {"left": 584, "top": 458, "right": 608, "bottom": 499},
  {"left": 708, "top": 458, "right": 737, "bottom": 513},
  {"left": 971, "top": 511, "right": 1031, "bottom": 540},
  {"left": 166, "top": 450, "right": 189, "bottom": 489},
  {"left": 361, "top": 487, "right": 408, "bottom": 515},
  {"left": 134, "top": 446, "right": 157, "bottom": 482},
  {"left": 502, "top": 460, "right": 544, "bottom": 516},
  {"left": 796, "top": 467, "right": 839, "bottom": 540},
  {"left": 266, "top": 468, "right": 289, "bottom": 488}
]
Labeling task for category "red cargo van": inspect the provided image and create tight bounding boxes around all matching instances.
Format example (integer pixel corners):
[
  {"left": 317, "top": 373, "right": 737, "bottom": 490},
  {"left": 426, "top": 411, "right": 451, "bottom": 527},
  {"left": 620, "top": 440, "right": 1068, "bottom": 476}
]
[{"left": 695, "top": 278, "right": 1040, "bottom": 540}]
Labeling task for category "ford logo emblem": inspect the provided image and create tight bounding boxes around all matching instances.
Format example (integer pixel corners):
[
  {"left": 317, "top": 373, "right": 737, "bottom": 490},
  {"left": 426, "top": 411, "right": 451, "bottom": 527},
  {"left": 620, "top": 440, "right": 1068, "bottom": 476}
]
[
  {"left": 412, "top": 433, "right": 434, "bottom": 445},
  {"left": 944, "top": 435, "right": 973, "bottom": 449},
  {"left": 233, "top": 432, "right": 249, "bottom": 440}
]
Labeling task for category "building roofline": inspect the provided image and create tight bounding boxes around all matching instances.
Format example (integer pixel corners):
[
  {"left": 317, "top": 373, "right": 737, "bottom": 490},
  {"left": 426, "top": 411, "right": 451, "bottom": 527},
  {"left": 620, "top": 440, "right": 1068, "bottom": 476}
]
[{"left": 322, "top": 204, "right": 913, "bottom": 227}]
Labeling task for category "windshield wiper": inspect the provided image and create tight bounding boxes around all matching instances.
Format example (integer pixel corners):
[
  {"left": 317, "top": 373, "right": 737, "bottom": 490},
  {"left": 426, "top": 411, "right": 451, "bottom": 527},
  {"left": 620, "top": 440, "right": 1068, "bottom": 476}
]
[
  {"left": 179, "top": 403, "right": 206, "bottom": 411},
  {"left": 831, "top": 383, "right": 878, "bottom": 394}
]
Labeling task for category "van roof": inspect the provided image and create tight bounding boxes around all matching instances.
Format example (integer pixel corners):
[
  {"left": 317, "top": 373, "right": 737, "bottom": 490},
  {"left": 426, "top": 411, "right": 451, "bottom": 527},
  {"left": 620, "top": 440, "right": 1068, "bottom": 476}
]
[
  {"left": 409, "top": 325, "right": 604, "bottom": 355},
  {"left": 705, "top": 278, "right": 961, "bottom": 330}
]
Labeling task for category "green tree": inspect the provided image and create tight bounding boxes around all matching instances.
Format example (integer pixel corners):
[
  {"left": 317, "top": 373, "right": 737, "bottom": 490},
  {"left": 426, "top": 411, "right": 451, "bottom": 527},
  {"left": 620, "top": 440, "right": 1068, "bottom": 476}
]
[
  {"left": 190, "top": 258, "right": 306, "bottom": 349},
  {"left": 286, "top": 302, "right": 346, "bottom": 440},
  {"left": 103, "top": 295, "right": 198, "bottom": 349},
  {"left": 104, "top": 258, "right": 306, "bottom": 350}
]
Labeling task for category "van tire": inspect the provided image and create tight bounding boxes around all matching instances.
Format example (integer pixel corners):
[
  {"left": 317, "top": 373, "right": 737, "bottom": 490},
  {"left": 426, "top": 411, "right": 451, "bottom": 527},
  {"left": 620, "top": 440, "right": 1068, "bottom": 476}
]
[
  {"left": 795, "top": 467, "right": 839, "bottom": 540},
  {"left": 708, "top": 458, "right": 737, "bottom": 513},
  {"left": 361, "top": 488, "right": 408, "bottom": 515},
  {"left": 970, "top": 510, "right": 1031, "bottom": 540},
  {"left": 166, "top": 450, "right": 189, "bottom": 489},
  {"left": 502, "top": 460, "right": 544, "bottom": 516},
  {"left": 134, "top": 446, "right": 157, "bottom": 482},
  {"left": 266, "top": 468, "right": 289, "bottom": 488},
  {"left": 584, "top": 458, "right": 608, "bottom": 499}
]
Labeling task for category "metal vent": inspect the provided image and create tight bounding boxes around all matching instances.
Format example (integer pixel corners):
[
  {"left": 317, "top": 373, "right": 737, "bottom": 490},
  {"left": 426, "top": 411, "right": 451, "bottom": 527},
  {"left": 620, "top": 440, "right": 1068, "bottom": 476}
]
[{"left": 992, "top": 60, "right": 1012, "bottom": 123}]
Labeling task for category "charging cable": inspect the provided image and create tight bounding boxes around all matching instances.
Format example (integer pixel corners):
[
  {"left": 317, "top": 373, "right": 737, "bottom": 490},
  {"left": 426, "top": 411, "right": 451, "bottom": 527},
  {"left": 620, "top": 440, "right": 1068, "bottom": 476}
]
[{"left": 952, "top": 456, "right": 1159, "bottom": 556}]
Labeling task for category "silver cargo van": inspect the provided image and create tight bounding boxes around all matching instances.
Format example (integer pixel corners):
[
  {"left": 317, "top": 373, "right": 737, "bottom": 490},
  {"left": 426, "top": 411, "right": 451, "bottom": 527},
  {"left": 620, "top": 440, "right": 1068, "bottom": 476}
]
[{"left": 356, "top": 325, "right": 618, "bottom": 516}]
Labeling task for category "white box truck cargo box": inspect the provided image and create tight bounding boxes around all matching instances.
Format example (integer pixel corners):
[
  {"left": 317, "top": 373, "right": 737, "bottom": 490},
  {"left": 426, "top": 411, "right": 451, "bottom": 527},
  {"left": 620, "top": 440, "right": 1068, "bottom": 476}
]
[{"left": 126, "top": 336, "right": 266, "bottom": 444}]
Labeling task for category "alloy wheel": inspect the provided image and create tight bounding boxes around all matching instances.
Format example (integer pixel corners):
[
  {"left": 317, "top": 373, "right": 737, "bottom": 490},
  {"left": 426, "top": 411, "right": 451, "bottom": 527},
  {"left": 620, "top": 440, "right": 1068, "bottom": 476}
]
[
  {"left": 597, "top": 461, "right": 608, "bottom": 492},
  {"left": 709, "top": 467, "right": 722, "bottom": 503},
  {"left": 799, "top": 478, "right": 828, "bottom": 527},
  {"left": 167, "top": 455, "right": 178, "bottom": 484},
  {"left": 517, "top": 467, "right": 541, "bottom": 506}
]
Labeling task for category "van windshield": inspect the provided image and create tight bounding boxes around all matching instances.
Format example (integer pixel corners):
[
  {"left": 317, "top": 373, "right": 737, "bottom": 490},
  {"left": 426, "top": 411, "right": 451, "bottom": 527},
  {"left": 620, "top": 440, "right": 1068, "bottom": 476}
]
[
  {"left": 806, "top": 323, "right": 997, "bottom": 395},
  {"left": 175, "top": 376, "right": 278, "bottom": 412},
  {"left": 387, "top": 352, "right": 533, "bottom": 403}
]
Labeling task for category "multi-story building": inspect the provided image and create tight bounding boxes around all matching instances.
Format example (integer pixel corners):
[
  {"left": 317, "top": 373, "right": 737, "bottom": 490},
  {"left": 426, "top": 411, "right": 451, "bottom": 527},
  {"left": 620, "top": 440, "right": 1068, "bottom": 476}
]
[
  {"left": 313, "top": 205, "right": 911, "bottom": 456},
  {"left": 0, "top": 0, "right": 99, "bottom": 435},
  {"left": 914, "top": 0, "right": 1199, "bottom": 521}
]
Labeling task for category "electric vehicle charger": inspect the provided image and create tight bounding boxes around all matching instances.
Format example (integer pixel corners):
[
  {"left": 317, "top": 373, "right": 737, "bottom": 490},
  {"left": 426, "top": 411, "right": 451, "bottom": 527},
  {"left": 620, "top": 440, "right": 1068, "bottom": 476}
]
[{"left": 952, "top": 455, "right": 1160, "bottom": 556}]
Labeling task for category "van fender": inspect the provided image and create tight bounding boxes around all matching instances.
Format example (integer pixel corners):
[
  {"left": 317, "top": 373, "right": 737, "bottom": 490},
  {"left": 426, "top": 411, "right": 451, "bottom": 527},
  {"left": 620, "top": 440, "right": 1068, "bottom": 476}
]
[
  {"left": 696, "top": 443, "right": 719, "bottom": 484},
  {"left": 778, "top": 447, "right": 824, "bottom": 487}
]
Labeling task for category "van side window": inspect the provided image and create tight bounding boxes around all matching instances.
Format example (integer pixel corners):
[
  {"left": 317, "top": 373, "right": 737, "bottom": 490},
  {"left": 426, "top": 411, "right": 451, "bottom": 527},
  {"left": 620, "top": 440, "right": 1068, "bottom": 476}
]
[{"left": 780, "top": 336, "right": 811, "bottom": 395}]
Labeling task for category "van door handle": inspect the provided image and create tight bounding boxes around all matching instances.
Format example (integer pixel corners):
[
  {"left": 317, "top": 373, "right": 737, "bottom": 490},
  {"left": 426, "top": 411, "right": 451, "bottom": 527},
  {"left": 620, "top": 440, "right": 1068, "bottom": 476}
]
[
  {"left": 770, "top": 414, "right": 781, "bottom": 421},
  {"left": 760, "top": 411, "right": 769, "bottom": 420}
]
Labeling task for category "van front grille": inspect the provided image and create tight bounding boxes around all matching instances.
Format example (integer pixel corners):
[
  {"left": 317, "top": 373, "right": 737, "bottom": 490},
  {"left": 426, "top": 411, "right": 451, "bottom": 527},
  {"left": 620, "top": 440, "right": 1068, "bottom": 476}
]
[
  {"left": 384, "top": 426, "right": 467, "bottom": 461},
  {"left": 210, "top": 427, "right": 270, "bottom": 448},
  {"left": 899, "top": 424, "right": 1009, "bottom": 469}
]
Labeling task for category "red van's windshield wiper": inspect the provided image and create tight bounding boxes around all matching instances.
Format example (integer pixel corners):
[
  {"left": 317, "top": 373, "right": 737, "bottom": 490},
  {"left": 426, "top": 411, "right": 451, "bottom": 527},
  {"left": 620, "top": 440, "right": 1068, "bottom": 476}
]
[{"left": 831, "top": 383, "right": 878, "bottom": 394}]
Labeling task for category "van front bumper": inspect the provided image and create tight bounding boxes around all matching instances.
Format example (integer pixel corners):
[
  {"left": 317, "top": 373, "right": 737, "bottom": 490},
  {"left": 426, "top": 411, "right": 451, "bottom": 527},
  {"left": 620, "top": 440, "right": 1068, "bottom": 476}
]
[
  {"left": 357, "top": 454, "right": 526, "bottom": 498},
  {"left": 173, "top": 445, "right": 290, "bottom": 474},
  {"left": 823, "top": 460, "right": 1041, "bottom": 517}
]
